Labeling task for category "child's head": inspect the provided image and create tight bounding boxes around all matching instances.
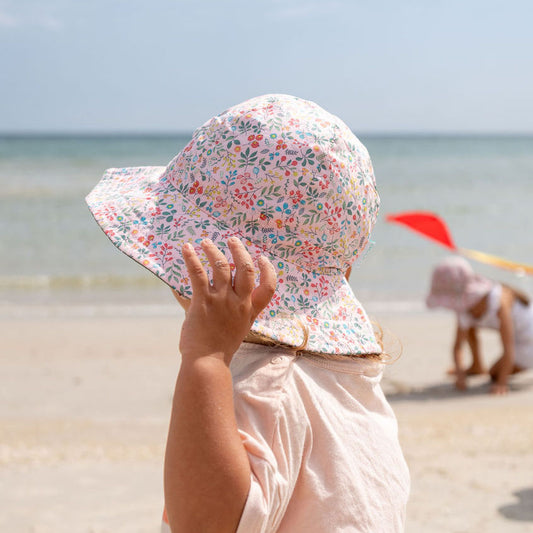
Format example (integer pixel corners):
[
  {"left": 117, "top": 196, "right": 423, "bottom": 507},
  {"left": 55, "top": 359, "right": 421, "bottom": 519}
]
[
  {"left": 426, "top": 256, "right": 493, "bottom": 312},
  {"left": 87, "top": 94, "right": 381, "bottom": 355}
]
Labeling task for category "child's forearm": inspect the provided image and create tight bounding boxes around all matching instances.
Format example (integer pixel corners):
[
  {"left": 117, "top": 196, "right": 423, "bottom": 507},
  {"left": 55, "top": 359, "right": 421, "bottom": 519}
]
[
  {"left": 164, "top": 356, "right": 250, "bottom": 533},
  {"left": 496, "top": 337, "right": 515, "bottom": 386},
  {"left": 452, "top": 326, "right": 469, "bottom": 390},
  {"left": 163, "top": 239, "right": 275, "bottom": 531},
  {"left": 495, "top": 291, "right": 516, "bottom": 389},
  {"left": 452, "top": 345, "right": 463, "bottom": 370},
  {"left": 452, "top": 344, "right": 467, "bottom": 389}
]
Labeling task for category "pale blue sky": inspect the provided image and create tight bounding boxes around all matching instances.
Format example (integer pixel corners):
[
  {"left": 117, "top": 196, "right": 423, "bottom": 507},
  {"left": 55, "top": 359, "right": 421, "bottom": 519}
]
[{"left": 1, "top": 0, "right": 532, "bottom": 133}]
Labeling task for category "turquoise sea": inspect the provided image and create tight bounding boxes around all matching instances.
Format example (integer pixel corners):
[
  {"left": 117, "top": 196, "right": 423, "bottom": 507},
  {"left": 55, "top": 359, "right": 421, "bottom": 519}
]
[{"left": 1, "top": 134, "right": 532, "bottom": 317}]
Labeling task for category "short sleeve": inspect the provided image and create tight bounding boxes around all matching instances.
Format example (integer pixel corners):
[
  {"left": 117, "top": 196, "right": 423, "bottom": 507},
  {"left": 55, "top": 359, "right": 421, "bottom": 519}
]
[{"left": 232, "top": 356, "right": 307, "bottom": 533}]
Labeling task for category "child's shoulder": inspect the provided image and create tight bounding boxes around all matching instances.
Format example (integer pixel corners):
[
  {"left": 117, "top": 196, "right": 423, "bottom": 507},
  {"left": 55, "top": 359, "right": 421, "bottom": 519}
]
[
  {"left": 231, "top": 342, "right": 296, "bottom": 399},
  {"left": 231, "top": 342, "right": 384, "bottom": 396}
]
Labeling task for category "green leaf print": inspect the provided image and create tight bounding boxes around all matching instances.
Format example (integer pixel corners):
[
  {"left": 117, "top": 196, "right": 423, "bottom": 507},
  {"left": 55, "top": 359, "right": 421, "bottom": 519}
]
[{"left": 239, "top": 147, "right": 258, "bottom": 167}]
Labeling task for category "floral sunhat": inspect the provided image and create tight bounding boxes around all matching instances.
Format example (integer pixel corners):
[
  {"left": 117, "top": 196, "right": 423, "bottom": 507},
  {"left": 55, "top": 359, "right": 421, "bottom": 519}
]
[{"left": 86, "top": 94, "right": 381, "bottom": 355}]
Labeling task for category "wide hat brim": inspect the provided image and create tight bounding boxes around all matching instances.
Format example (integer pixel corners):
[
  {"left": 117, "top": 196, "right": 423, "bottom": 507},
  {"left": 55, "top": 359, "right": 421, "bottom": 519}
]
[
  {"left": 426, "top": 292, "right": 472, "bottom": 312},
  {"left": 86, "top": 166, "right": 381, "bottom": 356}
]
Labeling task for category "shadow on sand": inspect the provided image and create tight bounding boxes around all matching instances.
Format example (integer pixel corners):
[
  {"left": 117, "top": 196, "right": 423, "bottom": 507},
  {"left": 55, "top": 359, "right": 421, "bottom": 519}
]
[
  {"left": 499, "top": 487, "right": 533, "bottom": 522},
  {"left": 385, "top": 375, "right": 533, "bottom": 402}
]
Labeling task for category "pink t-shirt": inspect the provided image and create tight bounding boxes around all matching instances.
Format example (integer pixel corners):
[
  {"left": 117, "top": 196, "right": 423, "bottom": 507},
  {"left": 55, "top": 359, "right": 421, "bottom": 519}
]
[{"left": 163, "top": 343, "right": 410, "bottom": 532}]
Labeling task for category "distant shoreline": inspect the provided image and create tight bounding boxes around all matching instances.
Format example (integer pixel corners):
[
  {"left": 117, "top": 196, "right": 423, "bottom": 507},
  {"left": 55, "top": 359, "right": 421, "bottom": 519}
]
[{"left": 1, "top": 131, "right": 533, "bottom": 139}]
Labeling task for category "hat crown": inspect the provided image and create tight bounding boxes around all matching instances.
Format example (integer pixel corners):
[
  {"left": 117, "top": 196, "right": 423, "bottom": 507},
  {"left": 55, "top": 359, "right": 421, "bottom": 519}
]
[
  {"left": 430, "top": 256, "right": 473, "bottom": 295},
  {"left": 164, "top": 94, "right": 379, "bottom": 273}
]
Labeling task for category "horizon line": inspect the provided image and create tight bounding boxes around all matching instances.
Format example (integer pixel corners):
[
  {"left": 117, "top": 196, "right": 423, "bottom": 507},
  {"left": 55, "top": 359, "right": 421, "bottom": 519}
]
[{"left": 1, "top": 130, "right": 533, "bottom": 138}]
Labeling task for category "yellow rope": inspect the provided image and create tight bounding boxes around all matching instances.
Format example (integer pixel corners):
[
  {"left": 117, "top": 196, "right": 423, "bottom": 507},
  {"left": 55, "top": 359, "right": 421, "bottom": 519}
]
[{"left": 460, "top": 248, "right": 533, "bottom": 276}]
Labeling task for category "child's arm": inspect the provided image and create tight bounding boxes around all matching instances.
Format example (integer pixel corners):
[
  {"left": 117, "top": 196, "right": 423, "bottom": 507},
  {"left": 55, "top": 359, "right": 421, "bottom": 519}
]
[
  {"left": 452, "top": 325, "right": 469, "bottom": 390},
  {"left": 492, "top": 288, "right": 516, "bottom": 395},
  {"left": 164, "top": 238, "right": 276, "bottom": 533}
]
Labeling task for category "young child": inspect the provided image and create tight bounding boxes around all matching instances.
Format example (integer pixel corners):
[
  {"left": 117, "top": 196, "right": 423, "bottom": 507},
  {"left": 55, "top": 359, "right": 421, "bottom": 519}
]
[
  {"left": 86, "top": 94, "right": 410, "bottom": 532},
  {"left": 426, "top": 255, "right": 533, "bottom": 395}
]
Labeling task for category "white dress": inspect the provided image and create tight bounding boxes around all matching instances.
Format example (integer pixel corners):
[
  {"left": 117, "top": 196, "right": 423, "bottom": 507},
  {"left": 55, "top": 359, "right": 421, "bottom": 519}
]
[{"left": 458, "top": 284, "right": 533, "bottom": 368}]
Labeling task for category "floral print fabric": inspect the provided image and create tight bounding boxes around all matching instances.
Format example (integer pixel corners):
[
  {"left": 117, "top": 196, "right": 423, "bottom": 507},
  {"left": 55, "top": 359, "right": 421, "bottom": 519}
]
[{"left": 86, "top": 94, "right": 381, "bottom": 355}]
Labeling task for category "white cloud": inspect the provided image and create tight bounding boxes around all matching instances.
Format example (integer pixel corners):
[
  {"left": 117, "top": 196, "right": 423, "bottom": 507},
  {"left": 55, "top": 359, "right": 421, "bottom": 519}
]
[
  {"left": 0, "top": 3, "right": 63, "bottom": 30},
  {"left": 0, "top": 9, "right": 17, "bottom": 27}
]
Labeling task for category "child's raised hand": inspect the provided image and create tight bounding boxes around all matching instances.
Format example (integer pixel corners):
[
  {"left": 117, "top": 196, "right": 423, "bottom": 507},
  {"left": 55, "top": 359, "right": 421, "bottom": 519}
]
[{"left": 178, "top": 237, "right": 276, "bottom": 365}]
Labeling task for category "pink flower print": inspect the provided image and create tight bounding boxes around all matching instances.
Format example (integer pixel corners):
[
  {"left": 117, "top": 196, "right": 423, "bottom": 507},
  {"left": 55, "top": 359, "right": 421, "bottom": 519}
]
[
  {"left": 162, "top": 242, "right": 173, "bottom": 258},
  {"left": 214, "top": 196, "right": 226, "bottom": 209},
  {"left": 300, "top": 241, "right": 321, "bottom": 260},
  {"left": 329, "top": 330, "right": 339, "bottom": 342},
  {"left": 189, "top": 180, "right": 203, "bottom": 195},
  {"left": 172, "top": 215, "right": 186, "bottom": 229},
  {"left": 138, "top": 234, "right": 156, "bottom": 247},
  {"left": 246, "top": 135, "right": 260, "bottom": 148},
  {"left": 328, "top": 222, "right": 340, "bottom": 234},
  {"left": 270, "top": 293, "right": 282, "bottom": 307},
  {"left": 336, "top": 307, "right": 348, "bottom": 321},
  {"left": 288, "top": 189, "right": 303, "bottom": 205},
  {"left": 234, "top": 178, "right": 256, "bottom": 208},
  {"left": 324, "top": 202, "right": 342, "bottom": 225},
  {"left": 318, "top": 175, "right": 330, "bottom": 190},
  {"left": 317, "top": 277, "right": 330, "bottom": 295},
  {"left": 241, "top": 197, "right": 255, "bottom": 209}
]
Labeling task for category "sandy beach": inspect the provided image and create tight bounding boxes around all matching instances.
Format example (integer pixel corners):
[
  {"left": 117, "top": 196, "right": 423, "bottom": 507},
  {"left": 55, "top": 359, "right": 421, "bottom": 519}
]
[{"left": 1, "top": 307, "right": 532, "bottom": 533}]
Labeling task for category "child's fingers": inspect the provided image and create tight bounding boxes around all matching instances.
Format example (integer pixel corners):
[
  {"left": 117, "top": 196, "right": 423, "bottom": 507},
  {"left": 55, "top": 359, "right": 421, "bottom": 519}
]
[
  {"left": 228, "top": 238, "right": 256, "bottom": 297},
  {"left": 182, "top": 243, "right": 209, "bottom": 295},
  {"left": 201, "top": 239, "right": 231, "bottom": 289},
  {"left": 251, "top": 256, "right": 277, "bottom": 316}
]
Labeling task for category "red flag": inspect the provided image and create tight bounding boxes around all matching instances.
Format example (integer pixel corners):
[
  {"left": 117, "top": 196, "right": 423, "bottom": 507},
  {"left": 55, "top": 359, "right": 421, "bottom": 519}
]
[
  {"left": 386, "top": 210, "right": 533, "bottom": 275},
  {"left": 386, "top": 211, "right": 456, "bottom": 250}
]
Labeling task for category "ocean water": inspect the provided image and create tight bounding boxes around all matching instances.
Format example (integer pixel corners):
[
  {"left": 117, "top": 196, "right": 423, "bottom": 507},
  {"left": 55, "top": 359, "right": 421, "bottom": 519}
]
[{"left": 1, "top": 134, "right": 532, "bottom": 316}]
